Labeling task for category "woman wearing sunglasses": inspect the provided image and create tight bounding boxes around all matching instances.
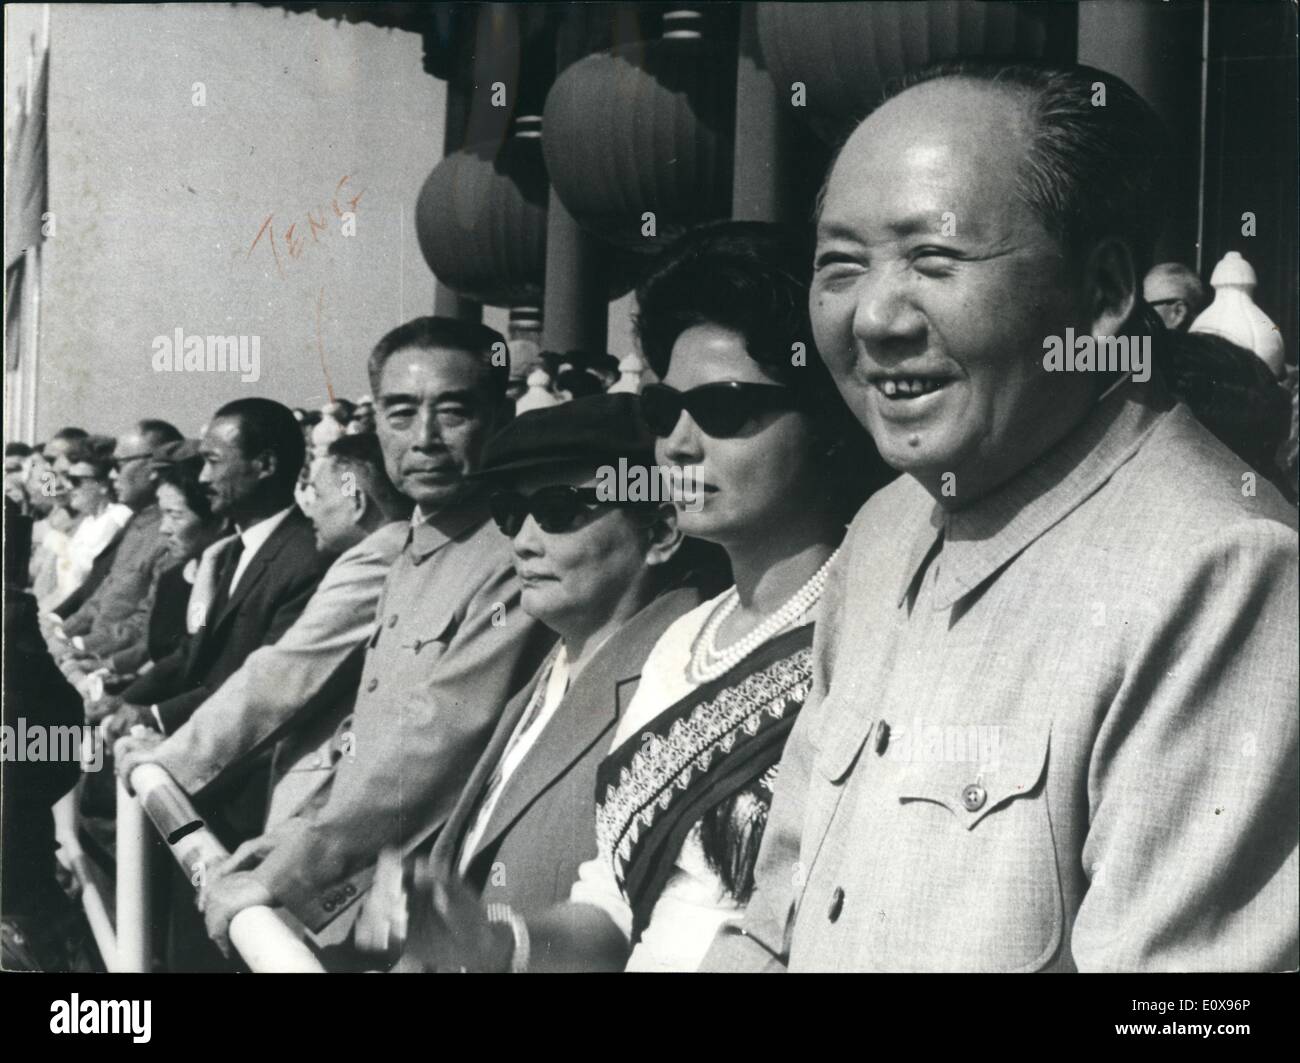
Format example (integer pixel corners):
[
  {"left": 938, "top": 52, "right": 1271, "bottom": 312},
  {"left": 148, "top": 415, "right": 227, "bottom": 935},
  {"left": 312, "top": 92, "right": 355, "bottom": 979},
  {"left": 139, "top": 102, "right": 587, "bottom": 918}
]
[
  {"left": 405, "top": 222, "right": 891, "bottom": 972},
  {"left": 43, "top": 436, "right": 134, "bottom": 612},
  {"left": 359, "top": 395, "right": 722, "bottom": 970}
]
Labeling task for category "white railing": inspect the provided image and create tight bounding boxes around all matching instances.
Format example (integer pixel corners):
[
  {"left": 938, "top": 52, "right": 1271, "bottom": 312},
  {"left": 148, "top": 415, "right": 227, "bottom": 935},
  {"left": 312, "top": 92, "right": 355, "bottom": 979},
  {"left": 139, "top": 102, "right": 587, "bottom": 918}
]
[
  {"left": 53, "top": 790, "right": 119, "bottom": 969},
  {"left": 59, "top": 763, "right": 324, "bottom": 972},
  {"left": 123, "top": 763, "right": 325, "bottom": 972}
]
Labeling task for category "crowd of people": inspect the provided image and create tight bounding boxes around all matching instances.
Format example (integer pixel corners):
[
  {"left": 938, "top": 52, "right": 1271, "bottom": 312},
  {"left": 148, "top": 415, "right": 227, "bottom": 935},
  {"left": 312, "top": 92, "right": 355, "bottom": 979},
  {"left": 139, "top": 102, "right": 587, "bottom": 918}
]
[{"left": 3, "top": 59, "right": 1298, "bottom": 973}]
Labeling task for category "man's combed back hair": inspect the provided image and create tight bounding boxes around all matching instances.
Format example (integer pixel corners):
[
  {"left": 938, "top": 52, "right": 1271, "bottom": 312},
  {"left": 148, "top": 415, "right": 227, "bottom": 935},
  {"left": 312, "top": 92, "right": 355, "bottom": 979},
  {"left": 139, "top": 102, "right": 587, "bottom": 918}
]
[
  {"left": 50, "top": 426, "right": 89, "bottom": 446},
  {"left": 213, "top": 397, "right": 306, "bottom": 493},
  {"left": 326, "top": 432, "right": 413, "bottom": 523},
  {"left": 368, "top": 316, "right": 509, "bottom": 397},
  {"left": 824, "top": 60, "right": 1172, "bottom": 281},
  {"left": 137, "top": 419, "right": 184, "bottom": 450}
]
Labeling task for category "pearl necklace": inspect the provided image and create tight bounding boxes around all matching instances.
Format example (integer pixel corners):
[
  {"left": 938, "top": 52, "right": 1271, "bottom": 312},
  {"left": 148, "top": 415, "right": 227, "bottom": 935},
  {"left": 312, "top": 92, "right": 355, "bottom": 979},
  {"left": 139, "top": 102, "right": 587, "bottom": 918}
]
[{"left": 688, "top": 549, "right": 839, "bottom": 684}]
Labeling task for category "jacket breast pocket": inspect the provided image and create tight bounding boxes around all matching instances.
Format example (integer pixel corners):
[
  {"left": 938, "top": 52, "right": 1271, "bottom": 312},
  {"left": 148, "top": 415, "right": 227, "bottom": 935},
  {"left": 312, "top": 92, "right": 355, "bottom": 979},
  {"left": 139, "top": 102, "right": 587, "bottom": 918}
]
[
  {"left": 370, "top": 605, "right": 459, "bottom": 659},
  {"left": 895, "top": 720, "right": 1050, "bottom": 829},
  {"left": 811, "top": 692, "right": 878, "bottom": 785},
  {"left": 885, "top": 721, "right": 1062, "bottom": 972},
  {"left": 406, "top": 609, "right": 459, "bottom": 658}
]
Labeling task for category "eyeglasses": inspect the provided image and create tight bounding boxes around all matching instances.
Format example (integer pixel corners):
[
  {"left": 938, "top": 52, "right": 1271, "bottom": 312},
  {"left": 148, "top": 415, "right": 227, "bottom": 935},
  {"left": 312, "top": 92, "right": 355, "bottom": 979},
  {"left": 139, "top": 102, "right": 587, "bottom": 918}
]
[
  {"left": 65, "top": 474, "right": 104, "bottom": 488},
  {"left": 489, "top": 486, "right": 625, "bottom": 537},
  {"left": 639, "top": 382, "right": 798, "bottom": 439},
  {"left": 113, "top": 453, "right": 151, "bottom": 472}
]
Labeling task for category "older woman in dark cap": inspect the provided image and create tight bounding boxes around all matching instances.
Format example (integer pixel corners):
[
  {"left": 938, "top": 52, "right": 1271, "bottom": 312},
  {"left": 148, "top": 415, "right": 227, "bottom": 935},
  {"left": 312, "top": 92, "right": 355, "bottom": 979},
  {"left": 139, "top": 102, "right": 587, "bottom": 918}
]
[{"left": 357, "top": 393, "right": 716, "bottom": 970}]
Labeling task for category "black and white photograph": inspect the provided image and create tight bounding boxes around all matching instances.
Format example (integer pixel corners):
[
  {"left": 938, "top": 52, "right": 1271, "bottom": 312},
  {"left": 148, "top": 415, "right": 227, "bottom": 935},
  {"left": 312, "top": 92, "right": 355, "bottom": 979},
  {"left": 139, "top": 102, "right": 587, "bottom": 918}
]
[{"left": 2, "top": 0, "right": 1297, "bottom": 1036}]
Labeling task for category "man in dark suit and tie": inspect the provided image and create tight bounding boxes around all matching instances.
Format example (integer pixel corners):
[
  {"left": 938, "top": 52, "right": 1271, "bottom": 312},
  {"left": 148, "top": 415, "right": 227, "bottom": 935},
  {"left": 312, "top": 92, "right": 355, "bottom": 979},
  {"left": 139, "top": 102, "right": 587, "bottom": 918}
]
[
  {"left": 106, "top": 398, "right": 328, "bottom": 750},
  {"left": 105, "top": 398, "right": 328, "bottom": 971}
]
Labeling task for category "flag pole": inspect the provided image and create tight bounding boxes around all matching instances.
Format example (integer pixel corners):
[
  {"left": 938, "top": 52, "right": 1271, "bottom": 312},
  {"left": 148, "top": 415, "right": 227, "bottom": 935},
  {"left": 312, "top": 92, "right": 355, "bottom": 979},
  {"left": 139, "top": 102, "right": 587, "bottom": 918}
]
[{"left": 22, "top": 6, "right": 50, "bottom": 442}]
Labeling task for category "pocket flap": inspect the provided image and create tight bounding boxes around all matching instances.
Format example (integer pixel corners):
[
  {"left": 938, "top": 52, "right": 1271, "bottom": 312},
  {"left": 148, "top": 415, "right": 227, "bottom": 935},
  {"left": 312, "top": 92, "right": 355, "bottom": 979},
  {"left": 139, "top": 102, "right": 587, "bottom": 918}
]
[
  {"left": 370, "top": 605, "right": 459, "bottom": 655},
  {"left": 812, "top": 694, "right": 877, "bottom": 783},
  {"left": 895, "top": 721, "right": 1050, "bottom": 830}
]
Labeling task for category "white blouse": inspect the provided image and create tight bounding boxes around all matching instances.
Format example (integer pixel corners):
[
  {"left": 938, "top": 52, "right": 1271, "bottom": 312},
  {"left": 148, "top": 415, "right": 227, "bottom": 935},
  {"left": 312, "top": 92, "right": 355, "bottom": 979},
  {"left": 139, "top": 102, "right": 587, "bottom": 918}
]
[
  {"left": 570, "top": 590, "right": 811, "bottom": 972},
  {"left": 53, "top": 502, "right": 133, "bottom": 605}
]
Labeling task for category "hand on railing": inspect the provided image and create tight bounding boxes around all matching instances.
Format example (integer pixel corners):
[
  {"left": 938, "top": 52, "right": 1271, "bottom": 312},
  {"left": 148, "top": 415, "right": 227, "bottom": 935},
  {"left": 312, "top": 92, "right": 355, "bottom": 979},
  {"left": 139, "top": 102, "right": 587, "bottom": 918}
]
[
  {"left": 114, "top": 761, "right": 324, "bottom": 972},
  {"left": 113, "top": 731, "right": 166, "bottom": 793},
  {"left": 199, "top": 872, "right": 276, "bottom": 959},
  {"left": 217, "top": 834, "right": 276, "bottom": 876},
  {"left": 85, "top": 692, "right": 123, "bottom": 726},
  {"left": 103, "top": 704, "right": 158, "bottom": 745}
]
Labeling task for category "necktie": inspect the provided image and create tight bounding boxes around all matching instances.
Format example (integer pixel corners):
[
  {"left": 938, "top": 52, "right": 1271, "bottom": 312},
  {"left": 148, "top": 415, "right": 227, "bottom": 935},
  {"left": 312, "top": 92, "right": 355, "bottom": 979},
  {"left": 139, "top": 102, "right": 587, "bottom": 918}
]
[{"left": 207, "top": 537, "right": 244, "bottom": 619}]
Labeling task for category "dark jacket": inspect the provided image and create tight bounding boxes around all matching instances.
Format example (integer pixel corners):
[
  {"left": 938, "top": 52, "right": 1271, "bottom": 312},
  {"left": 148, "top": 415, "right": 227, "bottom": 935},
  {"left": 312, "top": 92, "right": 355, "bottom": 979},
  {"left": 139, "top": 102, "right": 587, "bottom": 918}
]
[
  {"left": 124, "top": 507, "right": 327, "bottom": 843},
  {"left": 429, "top": 586, "right": 703, "bottom": 916},
  {"left": 108, "top": 560, "right": 193, "bottom": 676},
  {"left": 2, "top": 589, "right": 83, "bottom": 915},
  {"left": 125, "top": 507, "right": 327, "bottom": 732}
]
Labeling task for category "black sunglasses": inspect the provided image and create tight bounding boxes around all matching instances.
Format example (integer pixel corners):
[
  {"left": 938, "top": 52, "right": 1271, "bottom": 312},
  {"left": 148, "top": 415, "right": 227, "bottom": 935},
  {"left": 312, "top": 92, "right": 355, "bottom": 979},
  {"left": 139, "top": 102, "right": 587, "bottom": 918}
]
[
  {"left": 639, "top": 382, "right": 798, "bottom": 439},
  {"left": 489, "top": 486, "right": 625, "bottom": 537}
]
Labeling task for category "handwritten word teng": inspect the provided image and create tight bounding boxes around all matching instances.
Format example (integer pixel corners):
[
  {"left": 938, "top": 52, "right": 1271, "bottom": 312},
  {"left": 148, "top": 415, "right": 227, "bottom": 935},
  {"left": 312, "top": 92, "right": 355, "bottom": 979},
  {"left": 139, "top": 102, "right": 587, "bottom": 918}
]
[{"left": 247, "top": 174, "right": 363, "bottom": 276}]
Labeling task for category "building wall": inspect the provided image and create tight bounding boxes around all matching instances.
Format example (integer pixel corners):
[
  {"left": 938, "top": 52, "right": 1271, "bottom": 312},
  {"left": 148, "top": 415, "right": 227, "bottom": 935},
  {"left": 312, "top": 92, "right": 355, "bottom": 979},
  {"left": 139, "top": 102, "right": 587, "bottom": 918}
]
[{"left": 22, "top": 2, "right": 445, "bottom": 438}]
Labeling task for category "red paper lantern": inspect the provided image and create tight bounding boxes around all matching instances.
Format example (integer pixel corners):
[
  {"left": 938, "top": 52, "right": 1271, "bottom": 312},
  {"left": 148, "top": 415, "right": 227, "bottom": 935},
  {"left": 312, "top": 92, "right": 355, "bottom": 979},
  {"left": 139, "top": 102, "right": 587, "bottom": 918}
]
[
  {"left": 758, "top": 1, "right": 1076, "bottom": 142},
  {"left": 415, "top": 127, "right": 548, "bottom": 307},
  {"left": 542, "top": 36, "right": 735, "bottom": 253}
]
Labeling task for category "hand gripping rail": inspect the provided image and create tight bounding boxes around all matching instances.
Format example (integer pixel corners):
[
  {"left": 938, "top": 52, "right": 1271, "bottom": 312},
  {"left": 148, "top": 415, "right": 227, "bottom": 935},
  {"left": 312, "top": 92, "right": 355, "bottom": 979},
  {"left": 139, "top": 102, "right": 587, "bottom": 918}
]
[{"left": 117, "top": 762, "right": 324, "bottom": 972}]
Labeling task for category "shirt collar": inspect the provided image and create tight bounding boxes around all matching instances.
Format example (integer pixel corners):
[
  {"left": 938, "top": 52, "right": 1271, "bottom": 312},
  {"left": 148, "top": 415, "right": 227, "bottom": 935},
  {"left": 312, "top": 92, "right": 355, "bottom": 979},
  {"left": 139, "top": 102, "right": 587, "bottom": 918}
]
[
  {"left": 235, "top": 506, "right": 293, "bottom": 557},
  {"left": 899, "top": 378, "right": 1174, "bottom": 611},
  {"left": 405, "top": 500, "right": 491, "bottom": 562}
]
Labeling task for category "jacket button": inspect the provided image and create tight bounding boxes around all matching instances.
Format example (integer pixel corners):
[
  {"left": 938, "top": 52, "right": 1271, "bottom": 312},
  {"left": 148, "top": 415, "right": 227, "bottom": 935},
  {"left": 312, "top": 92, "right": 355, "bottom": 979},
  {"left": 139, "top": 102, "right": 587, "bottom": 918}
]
[
  {"left": 961, "top": 783, "right": 987, "bottom": 812},
  {"left": 874, "top": 720, "right": 890, "bottom": 755},
  {"left": 388, "top": 614, "right": 398, "bottom": 628},
  {"left": 366, "top": 677, "right": 379, "bottom": 693},
  {"left": 827, "top": 886, "right": 844, "bottom": 923}
]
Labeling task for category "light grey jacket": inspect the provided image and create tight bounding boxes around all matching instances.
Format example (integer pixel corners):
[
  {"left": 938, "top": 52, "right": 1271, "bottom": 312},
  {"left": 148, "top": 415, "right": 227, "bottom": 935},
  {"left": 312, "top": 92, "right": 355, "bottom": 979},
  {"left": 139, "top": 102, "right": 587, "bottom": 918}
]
[
  {"left": 152, "top": 521, "right": 407, "bottom": 798},
  {"left": 705, "top": 382, "right": 1299, "bottom": 972}
]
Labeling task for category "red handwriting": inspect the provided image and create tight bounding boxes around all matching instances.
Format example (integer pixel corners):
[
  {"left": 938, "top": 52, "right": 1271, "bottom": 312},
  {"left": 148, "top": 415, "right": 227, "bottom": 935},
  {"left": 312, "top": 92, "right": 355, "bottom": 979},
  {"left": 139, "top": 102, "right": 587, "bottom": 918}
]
[{"left": 247, "top": 175, "right": 364, "bottom": 277}]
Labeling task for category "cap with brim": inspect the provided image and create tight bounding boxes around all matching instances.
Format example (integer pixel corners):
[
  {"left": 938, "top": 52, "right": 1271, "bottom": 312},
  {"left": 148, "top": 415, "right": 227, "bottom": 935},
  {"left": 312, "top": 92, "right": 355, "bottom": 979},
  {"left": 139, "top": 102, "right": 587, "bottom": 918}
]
[
  {"left": 472, "top": 393, "right": 655, "bottom": 481},
  {"left": 149, "top": 438, "right": 202, "bottom": 471}
]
